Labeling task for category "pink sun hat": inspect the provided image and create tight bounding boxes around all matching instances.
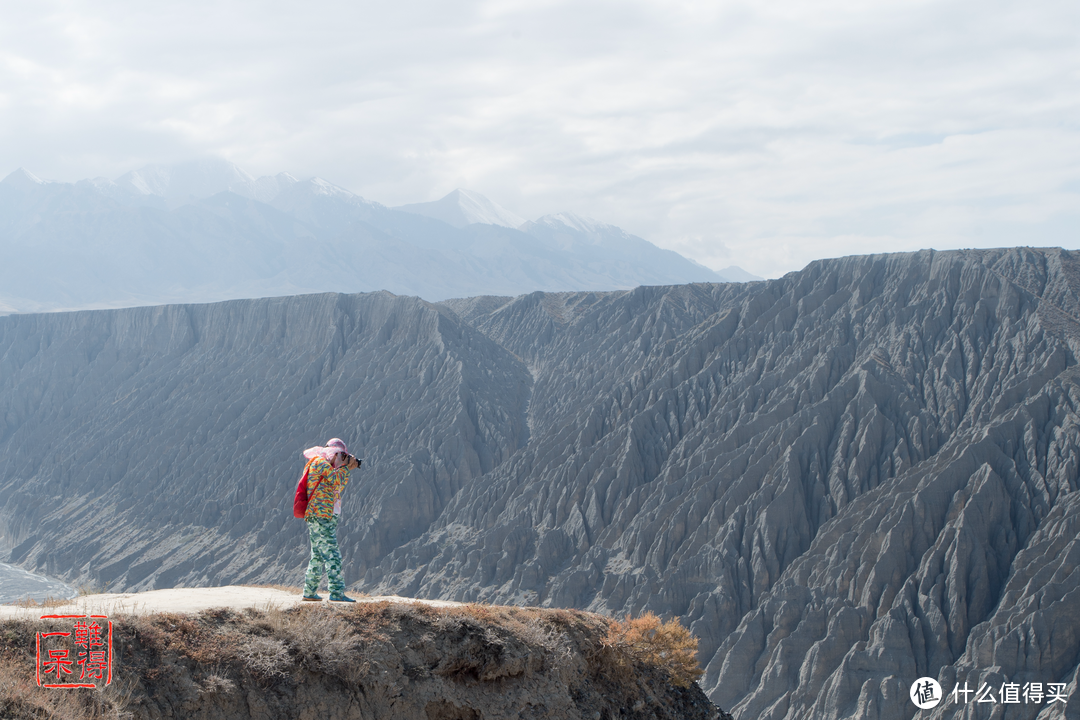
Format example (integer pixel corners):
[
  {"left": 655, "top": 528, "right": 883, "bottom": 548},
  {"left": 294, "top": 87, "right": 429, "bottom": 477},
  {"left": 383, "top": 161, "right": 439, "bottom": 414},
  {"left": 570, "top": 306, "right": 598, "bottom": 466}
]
[{"left": 303, "top": 438, "right": 349, "bottom": 462}]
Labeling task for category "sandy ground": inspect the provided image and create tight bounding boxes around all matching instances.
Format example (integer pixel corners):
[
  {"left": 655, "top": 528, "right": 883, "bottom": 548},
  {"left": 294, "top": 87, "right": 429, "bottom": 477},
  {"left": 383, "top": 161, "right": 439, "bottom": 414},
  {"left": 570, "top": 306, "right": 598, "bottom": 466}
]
[{"left": 0, "top": 585, "right": 465, "bottom": 620}]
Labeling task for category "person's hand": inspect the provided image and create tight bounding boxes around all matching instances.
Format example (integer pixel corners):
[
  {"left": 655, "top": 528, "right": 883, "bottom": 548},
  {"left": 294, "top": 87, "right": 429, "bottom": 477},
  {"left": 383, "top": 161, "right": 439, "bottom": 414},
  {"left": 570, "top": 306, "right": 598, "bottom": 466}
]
[{"left": 346, "top": 455, "right": 361, "bottom": 470}]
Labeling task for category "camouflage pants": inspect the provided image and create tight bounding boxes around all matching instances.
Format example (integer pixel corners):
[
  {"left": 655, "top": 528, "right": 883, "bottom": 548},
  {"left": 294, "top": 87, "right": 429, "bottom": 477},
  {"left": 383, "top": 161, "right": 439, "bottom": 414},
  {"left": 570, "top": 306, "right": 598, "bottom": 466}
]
[{"left": 304, "top": 516, "right": 344, "bottom": 596}]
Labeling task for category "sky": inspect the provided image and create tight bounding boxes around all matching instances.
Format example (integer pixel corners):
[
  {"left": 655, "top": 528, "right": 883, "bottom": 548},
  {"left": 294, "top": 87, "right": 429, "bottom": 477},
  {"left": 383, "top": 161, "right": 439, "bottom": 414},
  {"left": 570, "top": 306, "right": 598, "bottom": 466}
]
[{"left": 1, "top": 0, "right": 1077, "bottom": 279}]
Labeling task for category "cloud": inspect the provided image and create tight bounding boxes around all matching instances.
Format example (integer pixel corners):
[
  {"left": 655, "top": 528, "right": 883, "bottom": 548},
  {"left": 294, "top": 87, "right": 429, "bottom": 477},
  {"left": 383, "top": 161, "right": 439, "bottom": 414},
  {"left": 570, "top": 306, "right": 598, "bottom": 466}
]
[{"left": 1, "top": 0, "right": 1077, "bottom": 278}]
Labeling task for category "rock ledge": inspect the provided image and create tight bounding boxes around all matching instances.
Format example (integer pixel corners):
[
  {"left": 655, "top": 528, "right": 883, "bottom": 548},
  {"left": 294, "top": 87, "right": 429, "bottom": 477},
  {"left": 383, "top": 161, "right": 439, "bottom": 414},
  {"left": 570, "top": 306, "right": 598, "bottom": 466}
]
[{"left": 0, "top": 588, "right": 730, "bottom": 720}]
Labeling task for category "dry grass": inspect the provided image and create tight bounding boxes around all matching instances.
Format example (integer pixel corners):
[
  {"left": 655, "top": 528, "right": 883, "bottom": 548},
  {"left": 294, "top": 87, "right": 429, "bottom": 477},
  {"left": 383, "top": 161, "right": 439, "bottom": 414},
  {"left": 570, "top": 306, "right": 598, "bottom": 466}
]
[
  {"left": 348, "top": 599, "right": 392, "bottom": 619},
  {"left": 234, "top": 636, "right": 291, "bottom": 680},
  {"left": 125, "top": 611, "right": 245, "bottom": 666},
  {"left": 0, "top": 599, "right": 707, "bottom": 719},
  {"left": 6, "top": 595, "right": 75, "bottom": 609},
  {"left": 430, "top": 603, "right": 576, "bottom": 656},
  {"left": 0, "top": 625, "right": 135, "bottom": 720},
  {"left": 603, "top": 612, "right": 703, "bottom": 688},
  {"left": 77, "top": 584, "right": 107, "bottom": 597},
  {"left": 198, "top": 670, "right": 236, "bottom": 695},
  {"left": 259, "top": 606, "right": 363, "bottom": 680},
  {"left": 120, "top": 604, "right": 366, "bottom": 683}
]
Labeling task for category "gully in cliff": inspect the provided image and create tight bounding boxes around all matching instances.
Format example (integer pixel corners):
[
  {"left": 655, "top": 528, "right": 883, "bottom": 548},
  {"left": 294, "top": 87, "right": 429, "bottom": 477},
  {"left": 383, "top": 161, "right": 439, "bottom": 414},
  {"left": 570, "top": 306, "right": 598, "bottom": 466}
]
[{"left": 293, "top": 438, "right": 362, "bottom": 602}]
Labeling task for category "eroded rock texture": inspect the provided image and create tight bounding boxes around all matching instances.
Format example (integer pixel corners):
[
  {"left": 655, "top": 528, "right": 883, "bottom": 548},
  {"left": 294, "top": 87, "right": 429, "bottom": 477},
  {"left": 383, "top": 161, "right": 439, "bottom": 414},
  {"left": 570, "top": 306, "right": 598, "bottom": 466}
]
[
  {"left": 0, "top": 292, "right": 530, "bottom": 591},
  {"left": 2, "top": 248, "right": 1079, "bottom": 718}
]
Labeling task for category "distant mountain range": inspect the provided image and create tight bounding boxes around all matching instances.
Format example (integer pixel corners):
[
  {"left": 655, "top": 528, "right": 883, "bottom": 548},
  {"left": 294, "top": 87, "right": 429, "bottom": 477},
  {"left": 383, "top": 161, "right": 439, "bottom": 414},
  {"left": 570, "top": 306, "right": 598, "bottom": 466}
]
[
  {"left": 396, "top": 188, "right": 527, "bottom": 229},
  {"left": 0, "top": 159, "right": 757, "bottom": 314}
]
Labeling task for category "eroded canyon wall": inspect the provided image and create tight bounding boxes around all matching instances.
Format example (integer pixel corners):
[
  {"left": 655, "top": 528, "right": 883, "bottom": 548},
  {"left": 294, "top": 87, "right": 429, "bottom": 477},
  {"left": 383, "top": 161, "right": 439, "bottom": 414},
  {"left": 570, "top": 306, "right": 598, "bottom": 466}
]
[{"left": 2, "top": 248, "right": 1078, "bottom": 718}]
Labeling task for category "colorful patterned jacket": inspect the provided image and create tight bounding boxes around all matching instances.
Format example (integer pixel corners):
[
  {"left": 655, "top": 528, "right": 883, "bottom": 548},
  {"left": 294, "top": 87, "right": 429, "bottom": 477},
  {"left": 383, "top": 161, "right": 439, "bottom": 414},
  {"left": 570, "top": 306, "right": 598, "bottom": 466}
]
[{"left": 303, "top": 456, "right": 350, "bottom": 521}]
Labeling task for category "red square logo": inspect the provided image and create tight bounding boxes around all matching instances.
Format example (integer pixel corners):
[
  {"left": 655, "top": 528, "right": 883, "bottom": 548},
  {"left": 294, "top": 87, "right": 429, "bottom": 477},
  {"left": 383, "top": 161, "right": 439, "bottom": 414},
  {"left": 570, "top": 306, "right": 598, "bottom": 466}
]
[{"left": 36, "top": 615, "right": 113, "bottom": 689}]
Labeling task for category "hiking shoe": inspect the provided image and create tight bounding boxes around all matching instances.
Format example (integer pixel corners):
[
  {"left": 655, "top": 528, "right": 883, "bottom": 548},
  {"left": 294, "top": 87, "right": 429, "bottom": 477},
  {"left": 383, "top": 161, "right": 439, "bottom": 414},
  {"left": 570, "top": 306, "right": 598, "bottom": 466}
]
[
  {"left": 301, "top": 594, "right": 322, "bottom": 601},
  {"left": 329, "top": 594, "right": 356, "bottom": 603}
]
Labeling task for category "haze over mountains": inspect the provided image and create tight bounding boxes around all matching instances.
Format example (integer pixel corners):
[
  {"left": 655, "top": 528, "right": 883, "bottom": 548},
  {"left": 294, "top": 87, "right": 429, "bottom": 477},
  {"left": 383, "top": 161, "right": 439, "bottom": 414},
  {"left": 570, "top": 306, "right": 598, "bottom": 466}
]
[
  {"left": 0, "top": 159, "right": 753, "bottom": 315},
  {"left": 396, "top": 188, "right": 527, "bottom": 229},
  {"left": 1, "top": 247, "right": 1078, "bottom": 718}
]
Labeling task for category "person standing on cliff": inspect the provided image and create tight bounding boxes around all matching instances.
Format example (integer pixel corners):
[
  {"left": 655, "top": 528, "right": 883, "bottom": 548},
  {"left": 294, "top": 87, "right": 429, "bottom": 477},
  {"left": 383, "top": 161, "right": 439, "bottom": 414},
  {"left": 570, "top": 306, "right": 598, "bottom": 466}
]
[{"left": 301, "top": 438, "right": 361, "bottom": 602}]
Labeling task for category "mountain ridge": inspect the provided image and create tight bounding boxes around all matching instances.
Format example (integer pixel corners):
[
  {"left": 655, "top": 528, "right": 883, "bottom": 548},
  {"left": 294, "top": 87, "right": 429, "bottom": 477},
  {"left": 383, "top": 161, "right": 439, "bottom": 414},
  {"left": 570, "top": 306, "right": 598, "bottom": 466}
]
[
  {"left": 395, "top": 187, "right": 527, "bottom": 229},
  {"left": 0, "top": 160, "right": 752, "bottom": 315}
]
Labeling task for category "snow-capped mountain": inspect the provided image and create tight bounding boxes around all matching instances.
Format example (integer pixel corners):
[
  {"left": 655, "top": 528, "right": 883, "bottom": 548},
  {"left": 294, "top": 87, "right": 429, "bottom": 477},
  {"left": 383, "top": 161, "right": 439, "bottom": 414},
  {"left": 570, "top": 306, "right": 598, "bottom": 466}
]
[
  {"left": 394, "top": 189, "right": 526, "bottom": 229},
  {"left": 0, "top": 161, "right": 754, "bottom": 313},
  {"left": 531, "top": 211, "right": 605, "bottom": 234},
  {"left": 115, "top": 158, "right": 241, "bottom": 204},
  {"left": 524, "top": 212, "right": 759, "bottom": 283},
  {"left": 0, "top": 168, "right": 45, "bottom": 188}
]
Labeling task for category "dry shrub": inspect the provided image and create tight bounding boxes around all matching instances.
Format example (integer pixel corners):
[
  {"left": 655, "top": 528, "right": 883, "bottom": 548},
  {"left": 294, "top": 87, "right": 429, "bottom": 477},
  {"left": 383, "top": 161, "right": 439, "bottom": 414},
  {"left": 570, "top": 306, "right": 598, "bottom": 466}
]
[
  {"left": 469, "top": 606, "right": 570, "bottom": 656},
  {"left": 121, "top": 610, "right": 273, "bottom": 684},
  {"left": 286, "top": 609, "right": 359, "bottom": 675},
  {"left": 124, "top": 612, "right": 242, "bottom": 666},
  {"left": 424, "top": 603, "right": 581, "bottom": 679},
  {"left": 455, "top": 603, "right": 496, "bottom": 623},
  {"left": 0, "top": 653, "right": 32, "bottom": 712},
  {"left": 604, "top": 612, "right": 703, "bottom": 688},
  {"left": 122, "top": 605, "right": 365, "bottom": 683},
  {"left": 1, "top": 621, "right": 35, "bottom": 653},
  {"left": 432, "top": 604, "right": 524, "bottom": 648},
  {"left": 236, "top": 636, "right": 291, "bottom": 680},
  {"left": 511, "top": 616, "right": 564, "bottom": 654},
  {"left": 259, "top": 607, "right": 362, "bottom": 680},
  {"left": 199, "top": 671, "right": 236, "bottom": 695},
  {"left": 344, "top": 600, "right": 394, "bottom": 643},
  {"left": 435, "top": 604, "right": 491, "bottom": 630},
  {"left": 347, "top": 599, "right": 392, "bottom": 621},
  {"left": 392, "top": 603, "right": 602, "bottom": 663},
  {"left": 77, "top": 583, "right": 107, "bottom": 597},
  {"left": 392, "top": 601, "right": 438, "bottom": 622},
  {"left": 439, "top": 603, "right": 536, "bottom": 630},
  {"left": 0, "top": 649, "right": 134, "bottom": 720},
  {"left": 122, "top": 614, "right": 169, "bottom": 656},
  {"left": 197, "top": 607, "right": 238, "bottom": 624}
]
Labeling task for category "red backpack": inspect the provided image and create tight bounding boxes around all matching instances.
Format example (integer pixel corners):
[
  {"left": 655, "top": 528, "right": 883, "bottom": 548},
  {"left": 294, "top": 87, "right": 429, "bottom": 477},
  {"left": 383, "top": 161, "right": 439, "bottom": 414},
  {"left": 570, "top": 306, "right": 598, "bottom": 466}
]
[{"left": 292, "top": 459, "right": 323, "bottom": 519}]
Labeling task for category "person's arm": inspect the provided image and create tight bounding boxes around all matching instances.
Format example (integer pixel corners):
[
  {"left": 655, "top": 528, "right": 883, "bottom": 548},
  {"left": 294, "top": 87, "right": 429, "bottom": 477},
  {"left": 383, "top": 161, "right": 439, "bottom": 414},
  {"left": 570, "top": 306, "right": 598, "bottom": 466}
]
[
  {"left": 330, "top": 457, "right": 353, "bottom": 494},
  {"left": 338, "top": 456, "right": 360, "bottom": 490}
]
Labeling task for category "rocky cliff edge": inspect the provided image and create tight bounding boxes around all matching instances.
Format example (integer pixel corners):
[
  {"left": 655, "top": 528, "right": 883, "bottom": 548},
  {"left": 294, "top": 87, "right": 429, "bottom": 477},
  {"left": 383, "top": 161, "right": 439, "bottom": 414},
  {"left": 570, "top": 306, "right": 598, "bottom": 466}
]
[{"left": 0, "top": 587, "right": 728, "bottom": 720}]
